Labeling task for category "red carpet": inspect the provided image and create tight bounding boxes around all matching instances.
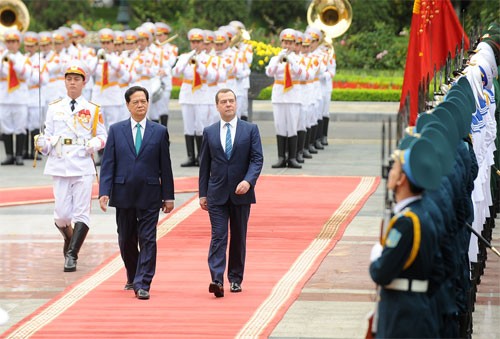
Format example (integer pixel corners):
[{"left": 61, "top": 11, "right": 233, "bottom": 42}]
[
  {"left": 4, "top": 175, "right": 379, "bottom": 338},
  {"left": 0, "top": 177, "right": 198, "bottom": 207}
]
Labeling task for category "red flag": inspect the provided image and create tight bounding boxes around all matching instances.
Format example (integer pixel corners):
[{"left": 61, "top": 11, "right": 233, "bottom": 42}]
[
  {"left": 101, "top": 61, "right": 109, "bottom": 91},
  {"left": 399, "top": 0, "right": 469, "bottom": 125},
  {"left": 7, "top": 61, "right": 20, "bottom": 93},
  {"left": 192, "top": 64, "right": 202, "bottom": 92}
]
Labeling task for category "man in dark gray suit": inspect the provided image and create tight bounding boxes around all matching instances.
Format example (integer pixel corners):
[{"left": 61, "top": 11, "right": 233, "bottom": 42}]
[
  {"left": 98, "top": 86, "right": 174, "bottom": 300},
  {"left": 199, "top": 88, "right": 264, "bottom": 298}
]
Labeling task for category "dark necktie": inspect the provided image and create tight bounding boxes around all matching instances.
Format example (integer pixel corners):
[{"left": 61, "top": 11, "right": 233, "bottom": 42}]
[
  {"left": 135, "top": 123, "right": 142, "bottom": 154},
  {"left": 70, "top": 99, "right": 76, "bottom": 112},
  {"left": 225, "top": 122, "right": 232, "bottom": 159}
]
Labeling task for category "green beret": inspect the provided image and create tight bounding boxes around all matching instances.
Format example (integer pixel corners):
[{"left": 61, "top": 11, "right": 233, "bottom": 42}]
[
  {"left": 433, "top": 106, "right": 460, "bottom": 148},
  {"left": 420, "top": 125, "right": 453, "bottom": 175},
  {"left": 438, "top": 100, "right": 467, "bottom": 139},
  {"left": 415, "top": 112, "right": 440, "bottom": 133},
  {"left": 400, "top": 138, "right": 442, "bottom": 191},
  {"left": 398, "top": 134, "right": 417, "bottom": 150}
]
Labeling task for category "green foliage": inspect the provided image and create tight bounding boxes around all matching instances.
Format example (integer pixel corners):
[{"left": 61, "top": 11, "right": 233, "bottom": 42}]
[
  {"left": 255, "top": 86, "right": 400, "bottom": 102},
  {"left": 334, "top": 21, "right": 408, "bottom": 70},
  {"left": 250, "top": 0, "right": 307, "bottom": 34},
  {"left": 25, "top": 0, "right": 94, "bottom": 30},
  {"left": 335, "top": 69, "right": 403, "bottom": 87},
  {"left": 331, "top": 88, "right": 401, "bottom": 102}
]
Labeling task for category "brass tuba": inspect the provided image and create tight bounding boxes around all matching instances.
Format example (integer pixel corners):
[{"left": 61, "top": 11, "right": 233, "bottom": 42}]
[
  {"left": 0, "top": 0, "right": 30, "bottom": 38},
  {"left": 307, "top": 0, "right": 352, "bottom": 44}
]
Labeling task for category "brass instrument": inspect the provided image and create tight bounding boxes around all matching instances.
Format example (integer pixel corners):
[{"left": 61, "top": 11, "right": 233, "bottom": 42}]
[
  {"left": 307, "top": 0, "right": 352, "bottom": 43},
  {"left": 279, "top": 49, "right": 291, "bottom": 63},
  {"left": 2, "top": 53, "right": 10, "bottom": 62},
  {"left": 165, "top": 34, "right": 178, "bottom": 44},
  {"left": 229, "top": 28, "right": 252, "bottom": 48},
  {"left": 97, "top": 48, "right": 107, "bottom": 61},
  {"left": 307, "top": 0, "right": 352, "bottom": 59},
  {"left": 0, "top": 0, "right": 30, "bottom": 39}
]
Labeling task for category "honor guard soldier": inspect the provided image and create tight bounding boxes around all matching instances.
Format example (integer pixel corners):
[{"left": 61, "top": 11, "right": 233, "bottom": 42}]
[
  {"left": 305, "top": 26, "right": 326, "bottom": 154},
  {"left": 24, "top": 31, "right": 49, "bottom": 160},
  {"left": 35, "top": 62, "right": 106, "bottom": 272},
  {"left": 172, "top": 28, "right": 217, "bottom": 167},
  {"left": 89, "top": 28, "right": 130, "bottom": 130},
  {"left": 152, "top": 22, "right": 178, "bottom": 127},
  {"left": 0, "top": 29, "right": 32, "bottom": 166},
  {"left": 369, "top": 137, "right": 443, "bottom": 338},
  {"left": 46, "top": 30, "right": 71, "bottom": 103},
  {"left": 266, "top": 28, "right": 303, "bottom": 169},
  {"left": 228, "top": 21, "right": 253, "bottom": 121},
  {"left": 130, "top": 27, "right": 158, "bottom": 118}
]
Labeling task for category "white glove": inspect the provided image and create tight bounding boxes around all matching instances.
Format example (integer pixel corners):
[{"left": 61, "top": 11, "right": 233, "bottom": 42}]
[
  {"left": 85, "top": 137, "right": 102, "bottom": 155},
  {"left": 134, "top": 62, "right": 143, "bottom": 74},
  {"left": 35, "top": 134, "right": 46, "bottom": 149},
  {"left": 278, "top": 49, "right": 288, "bottom": 57},
  {"left": 370, "top": 243, "right": 383, "bottom": 262}
]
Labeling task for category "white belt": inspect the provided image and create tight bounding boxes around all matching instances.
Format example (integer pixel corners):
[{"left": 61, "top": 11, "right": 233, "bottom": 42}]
[
  {"left": 60, "top": 138, "right": 86, "bottom": 146},
  {"left": 384, "top": 278, "right": 428, "bottom": 293}
]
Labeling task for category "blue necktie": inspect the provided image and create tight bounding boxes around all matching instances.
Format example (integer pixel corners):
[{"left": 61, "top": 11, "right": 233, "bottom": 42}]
[
  {"left": 135, "top": 123, "right": 142, "bottom": 154},
  {"left": 225, "top": 122, "right": 232, "bottom": 160}
]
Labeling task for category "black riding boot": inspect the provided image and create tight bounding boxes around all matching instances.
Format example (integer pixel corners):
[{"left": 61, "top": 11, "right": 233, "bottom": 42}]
[
  {"left": 56, "top": 224, "right": 73, "bottom": 257},
  {"left": 15, "top": 134, "right": 25, "bottom": 165},
  {"left": 271, "top": 135, "right": 287, "bottom": 168},
  {"left": 64, "top": 222, "right": 89, "bottom": 272},
  {"left": 308, "top": 125, "right": 318, "bottom": 154},
  {"left": 23, "top": 129, "right": 30, "bottom": 159},
  {"left": 160, "top": 115, "right": 169, "bottom": 127},
  {"left": 180, "top": 135, "right": 197, "bottom": 167},
  {"left": 287, "top": 136, "right": 302, "bottom": 169},
  {"left": 195, "top": 135, "right": 203, "bottom": 166},
  {"left": 303, "top": 128, "right": 313, "bottom": 159},
  {"left": 296, "top": 130, "right": 306, "bottom": 163},
  {"left": 321, "top": 117, "right": 330, "bottom": 145},
  {"left": 314, "top": 119, "right": 324, "bottom": 150},
  {"left": 1, "top": 134, "right": 15, "bottom": 165}
]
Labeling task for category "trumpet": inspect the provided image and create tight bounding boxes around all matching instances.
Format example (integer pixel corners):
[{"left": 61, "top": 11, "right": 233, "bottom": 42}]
[
  {"left": 187, "top": 50, "right": 197, "bottom": 65},
  {"left": 279, "top": 49, "right": 291, "bottom": 63},
  {"left": 2, "top": 52, "right": 11, "bottom": 62},
  {"left": 97, "top": 48, "right": 107, "bottom": 61}
]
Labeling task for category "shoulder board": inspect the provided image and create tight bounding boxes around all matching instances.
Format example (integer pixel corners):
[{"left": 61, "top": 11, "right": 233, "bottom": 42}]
[
  {"left": 49, "top": 98, "right": 63, "bottom": 105},
  {"left": 88, "top": 101, "right": 101, "bottom": 108}
]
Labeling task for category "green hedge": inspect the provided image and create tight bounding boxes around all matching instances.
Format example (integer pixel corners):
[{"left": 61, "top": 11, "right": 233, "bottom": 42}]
[{"left": 170, "top": 86, "right": 400, "bottom": 102}]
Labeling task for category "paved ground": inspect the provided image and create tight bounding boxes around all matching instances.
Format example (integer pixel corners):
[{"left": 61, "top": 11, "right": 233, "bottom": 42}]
[{"left": 0, "top": 100, "right": 498, "bottom": 338}]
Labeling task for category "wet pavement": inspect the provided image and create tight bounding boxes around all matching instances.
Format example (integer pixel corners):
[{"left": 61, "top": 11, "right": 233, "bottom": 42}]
[{"left": 0, "top": 100, "right": 498, "bottom": 338}]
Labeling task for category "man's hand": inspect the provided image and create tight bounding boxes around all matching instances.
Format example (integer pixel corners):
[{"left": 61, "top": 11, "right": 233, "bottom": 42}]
[
  {"left": 162, "top": 201, "right": 174, "bottom": 213},
  {"left": 99, "top": 195, "right": 109, "bottom": 212},
  {"left": 199, "top": 197, "right": 208, "bottom": 211},
  {"left": 34, "top": 134, "right": 46, "bottom": 151},
  {"left": 235, "top": 180, "right": 250, "bottom": 195}
]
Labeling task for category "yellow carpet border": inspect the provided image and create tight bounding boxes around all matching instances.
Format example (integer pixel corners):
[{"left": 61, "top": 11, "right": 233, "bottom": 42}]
[
  {"left": 5, "top": 198, "right": 200, "bottom": 339},
  {"left": 237, "top": 176, "right": 378, "bottom": 338}
]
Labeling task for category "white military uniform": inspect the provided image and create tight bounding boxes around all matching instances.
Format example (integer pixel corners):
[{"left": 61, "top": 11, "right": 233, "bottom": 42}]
[{"left": 39, "top": 96, "right": 106, "bottom": 227}]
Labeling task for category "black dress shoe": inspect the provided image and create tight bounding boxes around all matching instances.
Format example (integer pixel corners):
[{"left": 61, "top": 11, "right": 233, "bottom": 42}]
[
  {"left": 209, "top": 282, "right": 224, "bottom": 298},
  {"left": 135, "top": 288, "right": 150, "bottom": 300},
  {"left": 230, "top": 282, "right": 242, "bottom": 293},
  {"left": 124, "top": 282, "right": 134, "bottom": 290}
]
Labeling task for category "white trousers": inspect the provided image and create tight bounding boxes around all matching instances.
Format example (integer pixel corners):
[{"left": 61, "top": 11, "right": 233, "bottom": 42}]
[
  {"left": 101, "top": 105, "right": 127, "bottom": 131},
  {"left": 150, "top": 89, "right": 171, "bottom": 120},
  {"left": 272, "top": 103, "right": 300, "bottom": 137},
  {"left": 52, "top": 175, "right": 94, "bottom": 227},
  {"left": 182, "top": 104, "right": 210, "bottom": 136},
  {"left": 0, "top": 104, "right": 28, "bottom": 134}
]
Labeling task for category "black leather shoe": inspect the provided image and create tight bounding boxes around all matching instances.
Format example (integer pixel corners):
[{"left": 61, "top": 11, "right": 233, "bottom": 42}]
[
  {"left": 124, "top": 282, "right": 134, "bottom": 290},
  {"left": 135, "top": 288, "right": 150, "bottom": 300},
  {"left": 230, "top": 282, "right": 242, "bottom": 293},
  {"left": 209, "top": 282, "right": 224, "bottom": 298}
]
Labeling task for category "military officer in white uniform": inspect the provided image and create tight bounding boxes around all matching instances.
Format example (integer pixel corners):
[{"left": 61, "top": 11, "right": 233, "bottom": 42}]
[
  {"left": 35, "top": 62, "right": 107, "bottom": 273},
  {"left": 0, "top": 29, "right": 32, "bottom": 166}
]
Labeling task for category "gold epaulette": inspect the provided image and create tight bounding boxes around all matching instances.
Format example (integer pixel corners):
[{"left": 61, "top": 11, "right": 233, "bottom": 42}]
[{"left": 49, "top": 98, "right": 63, "bottom": 105}]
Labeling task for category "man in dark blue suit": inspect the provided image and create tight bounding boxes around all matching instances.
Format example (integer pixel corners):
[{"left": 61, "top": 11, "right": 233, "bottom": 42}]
[
  {"left": 98, "top": 86, "right": 174, "bottom": 300},
  {"left": 199, "top": 88, "right": 263, "bottom": 298}
]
